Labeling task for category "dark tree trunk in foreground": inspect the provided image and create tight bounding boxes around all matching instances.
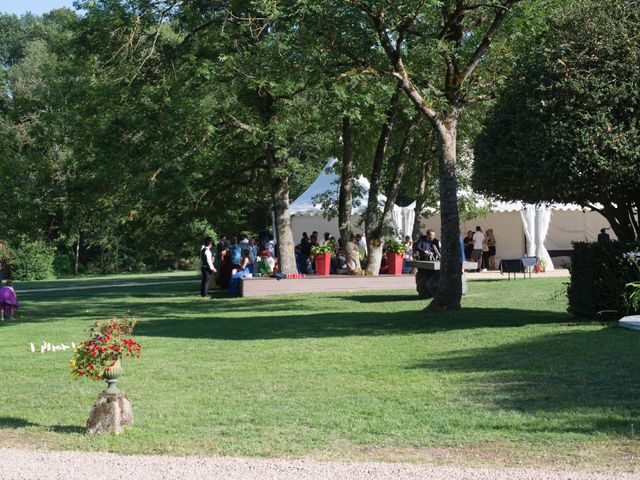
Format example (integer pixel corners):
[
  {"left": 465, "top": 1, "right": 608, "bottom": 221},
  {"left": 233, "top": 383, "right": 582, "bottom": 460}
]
[{"left": 434, "top": 121, "right": 462, "bottom": 308}]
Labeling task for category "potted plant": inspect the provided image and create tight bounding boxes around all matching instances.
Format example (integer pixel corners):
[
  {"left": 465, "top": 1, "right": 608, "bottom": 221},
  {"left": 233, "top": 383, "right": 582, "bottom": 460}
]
[
  {"left": 71, "top": 316, "right": 141, "bottom": 394},
  {"left": 311, "top": 244, "right": 333, "bottom": 276},
  {"left": 384, "top": 240, "right": 406, "bottom": 275}
]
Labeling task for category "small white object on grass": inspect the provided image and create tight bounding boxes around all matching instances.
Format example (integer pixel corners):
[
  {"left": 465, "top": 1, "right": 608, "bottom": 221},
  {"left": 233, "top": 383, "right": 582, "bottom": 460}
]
[{"left": 35, "top": 341, "right": 76, "bottom": 353}]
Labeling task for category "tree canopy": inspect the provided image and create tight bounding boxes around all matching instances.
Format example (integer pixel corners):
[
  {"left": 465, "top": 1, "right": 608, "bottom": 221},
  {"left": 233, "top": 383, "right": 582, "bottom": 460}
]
[{"left": 473, "top": 0, "right": 640, "bottom": 241}]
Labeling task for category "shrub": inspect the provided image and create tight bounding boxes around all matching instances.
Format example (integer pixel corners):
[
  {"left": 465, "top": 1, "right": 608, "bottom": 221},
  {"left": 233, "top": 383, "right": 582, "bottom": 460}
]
[
  {"left": 10, "top": 241, "right": 55, "bottom": 281},
  {"left": 311, "top": 245, "right": 333, "bottom": 255},
  {"left": 568, "top": 241, "right": 640, "bottom": 318},
  {"left": 53, "top": 254, "right": 72, "bottom": 277},
  {"left": 384, "top": 240, "right": 406, "bottom": 254},
  {"left": 121, "top": 254, "right": 146, "bottom": 273}
]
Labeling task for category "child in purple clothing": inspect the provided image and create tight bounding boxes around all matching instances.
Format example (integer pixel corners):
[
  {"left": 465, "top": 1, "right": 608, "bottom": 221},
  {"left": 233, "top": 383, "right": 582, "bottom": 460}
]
[{"left": 0, "top": 280, "right": 19, "bottom": 321}]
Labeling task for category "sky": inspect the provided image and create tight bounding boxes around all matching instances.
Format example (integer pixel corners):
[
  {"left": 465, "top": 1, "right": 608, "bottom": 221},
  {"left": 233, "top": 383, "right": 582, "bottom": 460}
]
[{"left": 0, "top": 0, "right": 77, "bottom": 16}]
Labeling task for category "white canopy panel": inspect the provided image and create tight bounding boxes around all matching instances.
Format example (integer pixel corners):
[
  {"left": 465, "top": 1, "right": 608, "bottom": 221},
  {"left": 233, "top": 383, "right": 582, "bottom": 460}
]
[{"left": 289, "top": 159, "right": 408, "bottom": 241}]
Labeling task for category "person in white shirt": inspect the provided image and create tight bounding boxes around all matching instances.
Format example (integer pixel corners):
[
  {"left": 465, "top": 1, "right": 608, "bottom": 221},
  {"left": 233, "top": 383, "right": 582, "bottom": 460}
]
[
  {"left": 471, "top": 226, "right": 486, "bottom": 272},
  {"left": 200, "top": 237, "right": 217, "bottom": 297}
]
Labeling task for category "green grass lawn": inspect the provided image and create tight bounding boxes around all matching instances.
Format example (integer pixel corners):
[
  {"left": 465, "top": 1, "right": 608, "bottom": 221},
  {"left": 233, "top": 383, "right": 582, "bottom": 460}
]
[{"left": 1, "top": 273, "right": 639, "bottom": 470}]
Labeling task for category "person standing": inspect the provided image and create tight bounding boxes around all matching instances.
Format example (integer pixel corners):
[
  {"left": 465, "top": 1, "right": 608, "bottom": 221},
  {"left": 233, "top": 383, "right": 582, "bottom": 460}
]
[
  {"left": 486, "top": 228, "right": 497, "bottom": 269},
  {"left": 216, "top": 235, "right": 228, "bottom": 256},
  {"left": 597, "top": 228, "right": 610, "bottom": 243},
  {"left": 229, "top": 236, "right": 242, "bottom": 270},
  {"left": 265, "top": 234, "right": 276, "bottom": 258},
  {"left": 472, "top": 226, "right": 486, "bottom": 272},
  {"left": 200, "top": 237, "right": 217, "bottom": 297},
  {"left": 463, "top": 230, "right": 474, "bottom": 260},
  {"left": 300, "top": 232, "right": 311, "bottom": 274}
]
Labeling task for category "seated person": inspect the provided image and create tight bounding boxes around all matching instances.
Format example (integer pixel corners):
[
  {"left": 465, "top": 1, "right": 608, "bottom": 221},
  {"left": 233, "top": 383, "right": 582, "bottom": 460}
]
[
  {"left": 414, "top": 229, "right": 441, "bottom": 260},
  {"left": 255, "top": 250, "right": 273, "bottom": 276},
  {"left": 233, "top": 248, "right": 253, "bottom": 275},
  {"left": 379, "top": 253, "right": 389, "bottom": 274}
]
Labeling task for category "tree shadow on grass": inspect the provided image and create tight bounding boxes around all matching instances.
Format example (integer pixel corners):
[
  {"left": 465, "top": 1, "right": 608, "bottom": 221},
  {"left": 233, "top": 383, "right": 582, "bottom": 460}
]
[
  {"left": 0, "top": 417, "right": 84, "bottom": 434},
  {"left": 12, "top": 293, "right": 324, "bottom": 325},
  {"left": 324, "top": 293, "right": 424, "bottom": 303},
  {"left": 408, "top": 328, "right": 640, "bottom": 436},
  {"left": 135, "top": 307, "right": 571, "bottom": 341}
]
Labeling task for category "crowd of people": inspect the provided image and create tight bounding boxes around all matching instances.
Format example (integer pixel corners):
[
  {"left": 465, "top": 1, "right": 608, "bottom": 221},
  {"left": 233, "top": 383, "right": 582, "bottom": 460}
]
[
  {"left": 406, "top": 226, "right": 497, "bottom": 272},
  {"left": 199, "top": 231, "right": 371, "bottom": 297},
  {"left": 199, "top": 227, "right": 498, "bottom": 296},
  {"left": 463, "top": 226, "right": 497, "bottom": 271}
]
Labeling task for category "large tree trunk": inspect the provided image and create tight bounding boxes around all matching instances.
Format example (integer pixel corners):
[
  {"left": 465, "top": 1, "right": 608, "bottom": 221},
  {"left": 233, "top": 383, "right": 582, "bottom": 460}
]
[
  {"left": 258, "top": 89, "right": 297, "bottom": 274},
  {"left": 365, "top": 86, "right": 402, "bottom": 275},
  {"left": 269, "top": 156, "right": 297, "bottom": 274},
  {"left": 429, "top": 121, "right": 463, "bottom": 309},
  {"left": 338, "top": 116, "right": 360, "bottom": 274}
]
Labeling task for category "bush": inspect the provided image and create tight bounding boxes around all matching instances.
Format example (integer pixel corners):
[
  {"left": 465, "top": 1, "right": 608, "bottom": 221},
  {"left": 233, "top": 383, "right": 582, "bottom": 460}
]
[
  {"left": 53, "top": 254, "right": 72, "bottom": 277},
  {"left": 568, "top": 241, "right": 640, "bottom": 318},
  {"left": 121, "top": 254, "right": 146, "bottom": 273},
  {"left": 384, "top": 240, "right": 406, "bottom": 254},
  {"left": 10, "top": 241, "right": 55, "bottom": 281}
]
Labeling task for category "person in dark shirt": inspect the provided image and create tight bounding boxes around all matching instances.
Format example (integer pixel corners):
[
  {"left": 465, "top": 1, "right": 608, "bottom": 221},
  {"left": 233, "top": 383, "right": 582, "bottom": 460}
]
[
  {"left": 597, "top": 228, "right": 610, "bottom": 243},
  {"left": 414, "top": 229, "right": 441, "bottom": 260}
]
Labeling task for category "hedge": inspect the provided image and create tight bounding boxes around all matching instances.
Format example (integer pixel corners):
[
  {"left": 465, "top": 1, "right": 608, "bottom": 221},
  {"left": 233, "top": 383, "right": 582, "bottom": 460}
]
[
  {"left": 568, "top": 241, "right": 640, "bottom": 318},
  {"left": 9, "top": 241, "right": 55, "bottom": 281}
]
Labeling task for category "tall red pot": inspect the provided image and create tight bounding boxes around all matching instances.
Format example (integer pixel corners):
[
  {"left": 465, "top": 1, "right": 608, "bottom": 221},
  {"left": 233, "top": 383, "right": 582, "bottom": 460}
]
[
  {"left": 315, "top": 253, "right": 331, "bottom": 276},
  {"left": 387, "top": 252, "right": 404, "bottom": 275}
]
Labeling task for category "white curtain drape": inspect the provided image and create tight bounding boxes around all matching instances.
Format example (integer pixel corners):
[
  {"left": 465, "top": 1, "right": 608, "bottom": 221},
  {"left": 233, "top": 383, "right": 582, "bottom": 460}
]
[
  {"left": 520, "top": 205, "right": 536, "bottom": 257},
  {"left": 535, "top": 206, "right": 554, "bottom": 271},
  {"left": 391, "top": 207, "right": 403, "bottom": 237},
  {"left": 402, "top": 202, "right": 416, "bottom": 239}
]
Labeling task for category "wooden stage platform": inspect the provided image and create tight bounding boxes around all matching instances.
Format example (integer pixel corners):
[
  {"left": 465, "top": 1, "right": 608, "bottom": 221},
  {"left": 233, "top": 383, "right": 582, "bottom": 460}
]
[{"left": 239, "top": 274, "right": 416, "bottom": 298}]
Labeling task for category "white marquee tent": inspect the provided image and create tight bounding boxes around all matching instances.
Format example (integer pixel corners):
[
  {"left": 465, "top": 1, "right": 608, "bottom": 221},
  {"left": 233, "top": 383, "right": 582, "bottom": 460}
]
[
  {"left": 290, "top": 159, "right": 614, "bottom": 270},
  {"left": 289, "top": 159, "right": 415, "bottom": 241},
  {"left": 420, "top": 201, "right": 615, "bottom": 271}
]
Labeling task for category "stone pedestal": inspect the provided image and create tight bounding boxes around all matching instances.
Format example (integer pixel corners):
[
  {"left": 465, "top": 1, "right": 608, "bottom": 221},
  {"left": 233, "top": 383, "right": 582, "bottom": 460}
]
[{"left": 86, "top": 392, "right": 133, "bottom": 435}]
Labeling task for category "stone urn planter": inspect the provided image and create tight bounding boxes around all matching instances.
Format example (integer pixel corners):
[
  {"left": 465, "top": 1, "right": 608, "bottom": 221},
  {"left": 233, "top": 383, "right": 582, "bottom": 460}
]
[
  {"left": 71, "top": 317, "right": 140, "bottom": 435},
  {"left": 103, "top": 358, "right": 124, "bottom": 395}
]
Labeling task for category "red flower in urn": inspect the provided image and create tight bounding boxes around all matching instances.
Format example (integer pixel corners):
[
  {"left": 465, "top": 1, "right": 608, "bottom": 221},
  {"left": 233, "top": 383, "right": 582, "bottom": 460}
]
[{"left": 71, "top": 316, "right": 141, "bottom": 381}]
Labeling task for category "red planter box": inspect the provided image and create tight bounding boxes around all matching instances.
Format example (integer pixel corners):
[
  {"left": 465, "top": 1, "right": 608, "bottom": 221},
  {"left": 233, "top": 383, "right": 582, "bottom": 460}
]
[
  {"left": 314, "top": 253, "right": 332, "bottom": 276},
  {"left": 387, "top": 252, "right": 404, "bottom": 275}
]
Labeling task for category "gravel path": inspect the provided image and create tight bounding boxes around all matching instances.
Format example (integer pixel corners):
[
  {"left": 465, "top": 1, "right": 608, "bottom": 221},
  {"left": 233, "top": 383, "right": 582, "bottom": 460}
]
[{"left": 0, "top": 448, "right": 637, "bottom": 480}]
